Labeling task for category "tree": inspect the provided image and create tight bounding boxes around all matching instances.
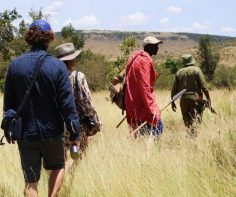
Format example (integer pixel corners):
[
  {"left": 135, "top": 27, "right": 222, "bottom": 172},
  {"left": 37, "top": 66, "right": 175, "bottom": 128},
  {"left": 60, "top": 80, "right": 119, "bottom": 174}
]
[
  {"left": 164, "top": 57, "right": 183, "bottom": 74},
  {"left": 28, "top": 8, "right": 49, "bottom": 20},
  {"left": 106, "top": 36, "right": 137, "bottom": 83},
  {"left": 18, "top": 20, "right": 27, "bottom": 37},
  {"left": 0, "top": 9, "right": 28, "bottom": 90},
  {"left": 61, "top": 23, "right": 85, "bottom": 49},
  {"left": 114, "top": 36, "right": 137, "bottom": 69},
  {"left": 71, "top": 34, "right": 85, "bottom": 50},
  {"left": 61, "top": 23, "right": 76, "bottom": 39},
  {"left": 119, "top": 36, "right": 137, "bottom": 60},
  {"left": 198, "top": 35, "right": 220, "bottom": 81},
  {"left": 0, "top": 9, "right": 21, "bottom": 60}
]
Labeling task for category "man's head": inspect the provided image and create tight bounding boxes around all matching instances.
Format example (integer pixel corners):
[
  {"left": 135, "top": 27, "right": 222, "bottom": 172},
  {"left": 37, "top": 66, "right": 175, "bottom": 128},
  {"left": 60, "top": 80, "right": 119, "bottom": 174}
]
[
  {"left": 25, "top": 19, "right": 54, "bottom": 50},
  {"left": 55, "top": 43, "right": 82, "bottom": 69},
  {"left": 182, "top": 54, "right": 195, "bottom": 66},
  {"left": 143, "top": 36, "right": 163, "bottom": 56}
]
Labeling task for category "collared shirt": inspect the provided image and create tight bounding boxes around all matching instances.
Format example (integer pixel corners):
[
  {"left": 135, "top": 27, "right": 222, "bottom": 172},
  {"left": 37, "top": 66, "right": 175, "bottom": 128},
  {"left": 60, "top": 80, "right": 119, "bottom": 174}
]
[
  {"left": 69, "top": 71, "right": 101, "bottom": 130},
  {"left": 4, "top": 50, "right": 80, "bottom": 140},
  {"left": 171, "top": 66, "right": 208, "bottom": 99},
  {"left": 125, "top": 50, "right": 160, "bottom": 128}
]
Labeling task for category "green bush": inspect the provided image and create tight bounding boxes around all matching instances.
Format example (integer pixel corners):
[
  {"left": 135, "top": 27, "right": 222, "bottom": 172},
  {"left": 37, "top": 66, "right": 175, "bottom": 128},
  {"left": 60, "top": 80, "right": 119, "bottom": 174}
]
[
  {"left": 164, "top": 57, "right": 183, "bottom": 74},
  {"left": 155, "top": 63, "right": 175, "bottom": 89},
  {"left": 213, "top": 65, "right": 236, "bottom": 88},
  {"left": 75, "top": 49, "right": 109, "bottom": 91}
]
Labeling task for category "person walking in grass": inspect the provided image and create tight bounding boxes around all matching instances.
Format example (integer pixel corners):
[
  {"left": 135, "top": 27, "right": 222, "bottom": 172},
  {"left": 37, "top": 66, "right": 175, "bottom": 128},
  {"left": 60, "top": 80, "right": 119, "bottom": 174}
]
[
  {"left": 171, "top": 54, "right": 211, "bottom": 137},
  {"left": 3, "top": 20, "right": 80, "bottom": 197},
  {"left": 55, "top": 43, "right": 101, "bottom": 153},
  {"left": 125, "top": 36, "right": 164, "bottom": 137}
]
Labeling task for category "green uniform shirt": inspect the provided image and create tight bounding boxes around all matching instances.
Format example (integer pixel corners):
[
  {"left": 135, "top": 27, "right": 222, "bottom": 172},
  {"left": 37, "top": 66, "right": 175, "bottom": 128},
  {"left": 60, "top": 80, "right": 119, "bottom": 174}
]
[{"left": 171, "top": 66, "right": 208, "bottom": 99}]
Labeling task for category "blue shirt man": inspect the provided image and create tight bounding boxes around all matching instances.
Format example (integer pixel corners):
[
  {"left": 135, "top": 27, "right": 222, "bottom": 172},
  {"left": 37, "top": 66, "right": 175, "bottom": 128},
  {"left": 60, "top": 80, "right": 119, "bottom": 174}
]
[{"left": 3, "top": 19, "right": 80, "bottom": 196}]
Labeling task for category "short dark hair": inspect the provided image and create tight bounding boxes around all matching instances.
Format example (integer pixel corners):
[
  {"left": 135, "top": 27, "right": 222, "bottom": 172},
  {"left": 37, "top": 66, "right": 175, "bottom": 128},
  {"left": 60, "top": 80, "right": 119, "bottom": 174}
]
[{"left": 24, "top": 27, "right": 54, "bottom": 49}]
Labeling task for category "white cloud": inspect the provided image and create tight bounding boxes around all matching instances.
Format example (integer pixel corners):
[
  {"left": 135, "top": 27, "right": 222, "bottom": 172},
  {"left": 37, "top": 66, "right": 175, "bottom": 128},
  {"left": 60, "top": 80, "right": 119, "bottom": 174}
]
[
  {"left": 44, "top": 0, "right": 63, "bottom": 16},
  {"left": 159, "top": 17, "right": 170, "bottom": 25},
  {"left": 167, "top": 6, "right": 183, "bottom": 14},
  {"left": 221, "top": 26, "right": 235, "bottom": 33},
  {"left": 166, "top": 22, "right": 211, "bottom": 34},
  {"left": 181, "top": 22, "right": 209, "bottom": 32},
  {"left": 121, "top": 12, "right": 148, "bottom": 26},
  {"left": 64, "top": 15, "right": 101, "bottom": 29},
  {"left": 109, "top": 12, "right": 149, "bottom": 31},
  {"left": 48, "top": 18, "right": 61, "bottom": 31}
]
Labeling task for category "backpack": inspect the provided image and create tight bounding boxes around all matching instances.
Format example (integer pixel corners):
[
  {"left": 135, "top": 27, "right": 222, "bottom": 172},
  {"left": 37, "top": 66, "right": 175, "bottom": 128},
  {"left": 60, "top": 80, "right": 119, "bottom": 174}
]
[
  {"left": 109, "top": 68, "right": 126, "bottom": 113},
  {"left": 71, "top": 71, "right": 102, "bottom": 136},
  {"left": 109, "top": 54, "right": 139, "bottom": 114}
]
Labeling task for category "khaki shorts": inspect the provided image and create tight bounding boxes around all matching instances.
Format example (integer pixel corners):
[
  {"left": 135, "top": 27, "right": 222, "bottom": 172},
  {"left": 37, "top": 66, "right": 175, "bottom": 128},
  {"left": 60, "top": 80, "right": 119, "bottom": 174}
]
[{"left": 17, "top": 137, "right": 65, "bottom": 183}]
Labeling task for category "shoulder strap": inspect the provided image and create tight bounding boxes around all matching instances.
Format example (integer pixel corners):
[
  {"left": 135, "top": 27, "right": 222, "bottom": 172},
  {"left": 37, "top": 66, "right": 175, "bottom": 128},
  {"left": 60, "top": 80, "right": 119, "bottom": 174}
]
[
  {"left": 75, "top": 71, "right": 80, "bottom": 90},
  {"left": 16, "top": 54, "right": 48, "bottom": 115},
  {"left": 125, "top": 53, "right": 140, "bottom": 77}
]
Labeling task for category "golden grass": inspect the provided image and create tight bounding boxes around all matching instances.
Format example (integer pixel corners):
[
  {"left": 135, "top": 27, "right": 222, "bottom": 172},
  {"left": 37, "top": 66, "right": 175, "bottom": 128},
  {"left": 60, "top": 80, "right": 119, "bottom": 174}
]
[{"left": 0, "top": 90, "right": 235, "bottom": 196}]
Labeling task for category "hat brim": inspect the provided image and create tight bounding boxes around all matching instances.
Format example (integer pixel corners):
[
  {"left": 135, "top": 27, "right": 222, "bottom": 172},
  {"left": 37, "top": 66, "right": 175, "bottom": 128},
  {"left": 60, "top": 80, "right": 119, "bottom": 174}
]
[
  {"left": 59, "top": 50, "right": 82, "bottom": 61},
  {"left": 143, "top": 40, "right": 163, "bottom": 47},
  {"left": 185, "top": 59, "right": 195, "bottom": 66}
]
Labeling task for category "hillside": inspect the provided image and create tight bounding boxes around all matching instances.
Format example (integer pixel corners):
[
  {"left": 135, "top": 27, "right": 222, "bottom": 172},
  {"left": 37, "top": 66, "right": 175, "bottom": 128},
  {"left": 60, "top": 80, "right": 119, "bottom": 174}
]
[
  {"left": 74, "top": 30, "right": 236, "bottom": 67},
  {"left": 80, "top": 30, "right": 198, "bottom": 59}
]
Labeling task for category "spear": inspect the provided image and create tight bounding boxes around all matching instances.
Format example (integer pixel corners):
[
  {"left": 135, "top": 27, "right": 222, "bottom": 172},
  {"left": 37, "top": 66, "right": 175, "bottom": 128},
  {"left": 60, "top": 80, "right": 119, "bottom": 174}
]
[
  {"left": 116, "top": 89, "right": 187, "bottom": 128},
  {"left": 128, "top": 89, "right": 187, "bottom": 137}
]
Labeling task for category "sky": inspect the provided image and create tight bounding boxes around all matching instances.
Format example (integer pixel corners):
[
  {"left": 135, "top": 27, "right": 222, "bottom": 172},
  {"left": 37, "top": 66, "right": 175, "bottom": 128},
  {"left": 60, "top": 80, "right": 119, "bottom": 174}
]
[{"left": 1, "top": 0, "right": 236, "bottom": 37}]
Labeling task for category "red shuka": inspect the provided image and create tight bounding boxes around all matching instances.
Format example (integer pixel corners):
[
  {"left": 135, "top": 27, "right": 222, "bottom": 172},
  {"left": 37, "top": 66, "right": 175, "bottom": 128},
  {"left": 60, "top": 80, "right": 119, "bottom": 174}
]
[{"left": 125, "top": 50, "right": 160, "bottom": 128}]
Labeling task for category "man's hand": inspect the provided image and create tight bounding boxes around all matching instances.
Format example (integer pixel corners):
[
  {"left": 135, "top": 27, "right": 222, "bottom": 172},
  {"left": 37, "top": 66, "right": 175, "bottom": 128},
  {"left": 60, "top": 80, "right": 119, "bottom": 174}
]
[
  {"left": 6, "top": 137, "right": 15, "bottom": 144},
  {"left": 172, "top": 102, "right": 177, "bottom": 112},
  {"left": 206, "top": 99, "right": 211, "bottom": 108}
]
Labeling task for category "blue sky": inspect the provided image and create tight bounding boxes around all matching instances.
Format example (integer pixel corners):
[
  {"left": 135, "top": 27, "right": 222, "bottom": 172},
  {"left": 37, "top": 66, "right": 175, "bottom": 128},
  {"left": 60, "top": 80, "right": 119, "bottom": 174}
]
[{"left": 1, "top": 0, "right": 236, "bottom": 36}]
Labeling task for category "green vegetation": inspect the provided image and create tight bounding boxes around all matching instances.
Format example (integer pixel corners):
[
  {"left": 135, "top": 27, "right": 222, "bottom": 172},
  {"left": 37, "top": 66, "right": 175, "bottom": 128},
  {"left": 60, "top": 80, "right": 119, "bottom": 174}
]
[
  {"left": 106, "top": 36, "right": 137, "bottom": 83},
  {"left": 75, "top": 50, "right": 108, "bottom": 91},
  {"left": 61, "top": 23, "right": 85, "bottom": 49},
  {"left": 213, "top": 65, "right": 236, "bottom": 89},
  {"left": 198, "top": 35, "right": 220, "bottom": 81},
  {"left": 0, "top": 8, "right": 235, "bottom": 91}
]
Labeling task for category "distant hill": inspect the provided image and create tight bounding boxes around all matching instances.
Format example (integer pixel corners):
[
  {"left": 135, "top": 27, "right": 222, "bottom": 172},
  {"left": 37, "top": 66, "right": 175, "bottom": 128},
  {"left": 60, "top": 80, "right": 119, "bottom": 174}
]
[
  {"left": 56, "top": 30, "right": 236, "bottom": 66},
  {"left": 77, "top": 30, "right": 199, "bottom": 59}
]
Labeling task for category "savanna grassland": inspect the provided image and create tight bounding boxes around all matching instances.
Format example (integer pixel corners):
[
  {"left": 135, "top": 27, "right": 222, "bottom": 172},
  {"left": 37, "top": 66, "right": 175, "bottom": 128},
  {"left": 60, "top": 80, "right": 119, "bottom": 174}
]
[{"left": 0, "top": 90, "right": 235, "bottom": 197}]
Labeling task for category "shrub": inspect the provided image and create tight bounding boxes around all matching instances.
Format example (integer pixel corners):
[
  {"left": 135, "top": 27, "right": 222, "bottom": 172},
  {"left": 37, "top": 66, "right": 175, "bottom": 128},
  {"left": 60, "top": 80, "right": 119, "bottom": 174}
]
[
  {"left": 75, "top": 49, "right": 109, "bottom": 91},
  {"left": 213, "top": 65, "right": 236, "bottom": 89},
  {"left": 164, "top": 57, "right": 183, "bottom": 74},
  {"left": 155, "top": 63, "right": 175, "bottom": 89}
]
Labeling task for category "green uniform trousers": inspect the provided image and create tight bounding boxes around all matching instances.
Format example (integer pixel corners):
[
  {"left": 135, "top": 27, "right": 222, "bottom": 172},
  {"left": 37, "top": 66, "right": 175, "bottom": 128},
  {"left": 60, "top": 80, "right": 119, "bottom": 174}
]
[{"left": 180, "top": 98, "right": 204, "bottom": 129}]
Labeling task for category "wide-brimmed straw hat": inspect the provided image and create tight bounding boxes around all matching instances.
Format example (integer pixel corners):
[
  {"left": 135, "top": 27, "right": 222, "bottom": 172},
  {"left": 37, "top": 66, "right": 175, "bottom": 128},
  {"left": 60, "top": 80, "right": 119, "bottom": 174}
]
[{"left": 55, "top": 43, "right": 81, "bottom": 61}]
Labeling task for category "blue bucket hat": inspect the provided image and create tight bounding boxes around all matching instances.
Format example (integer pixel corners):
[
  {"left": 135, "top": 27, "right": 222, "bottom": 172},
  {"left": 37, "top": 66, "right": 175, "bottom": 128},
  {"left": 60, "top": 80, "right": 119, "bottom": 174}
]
[{"left": 29, "top": 19, "right": 52, "bottom": 32}]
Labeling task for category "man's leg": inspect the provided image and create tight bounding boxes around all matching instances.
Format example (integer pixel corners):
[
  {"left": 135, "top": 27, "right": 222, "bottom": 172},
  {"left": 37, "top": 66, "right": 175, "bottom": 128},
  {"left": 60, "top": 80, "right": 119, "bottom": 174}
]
[
  {"left": 41, "top": 138, "right": 65, "bottom": 197},
  {"left": 180, "top": 99, "right": 197, "bottom": 137},
  {"left": 17, "top": 141, "right": 41, "bottom": 197},
  {"left": 180, "top": 99, "right": 192, "bottom": 127},
  {"left": 48, "top": 168, "right": 65, "bottom": 197},
  {"left": 24, "top": 183, "right": 38, "bottom": 197}
]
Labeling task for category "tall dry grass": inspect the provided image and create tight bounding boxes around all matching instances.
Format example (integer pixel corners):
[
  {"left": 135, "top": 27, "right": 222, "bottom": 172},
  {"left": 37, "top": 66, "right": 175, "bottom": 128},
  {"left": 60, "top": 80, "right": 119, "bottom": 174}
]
[{"left": 0, "top": 90, "right": 235, "bottom": 197}]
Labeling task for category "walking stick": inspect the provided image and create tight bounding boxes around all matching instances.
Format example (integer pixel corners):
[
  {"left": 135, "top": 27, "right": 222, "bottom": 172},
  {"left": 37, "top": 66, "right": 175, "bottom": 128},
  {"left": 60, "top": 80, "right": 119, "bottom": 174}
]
[
  {"left": 116, "top": 89, "right": 187, "bottom": 128},
  {"left": 129, "top": 89, "right": 186, "bottom": 137},
  {"left": 116, "top": 116, "right": 126, "bottom": 128}
]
